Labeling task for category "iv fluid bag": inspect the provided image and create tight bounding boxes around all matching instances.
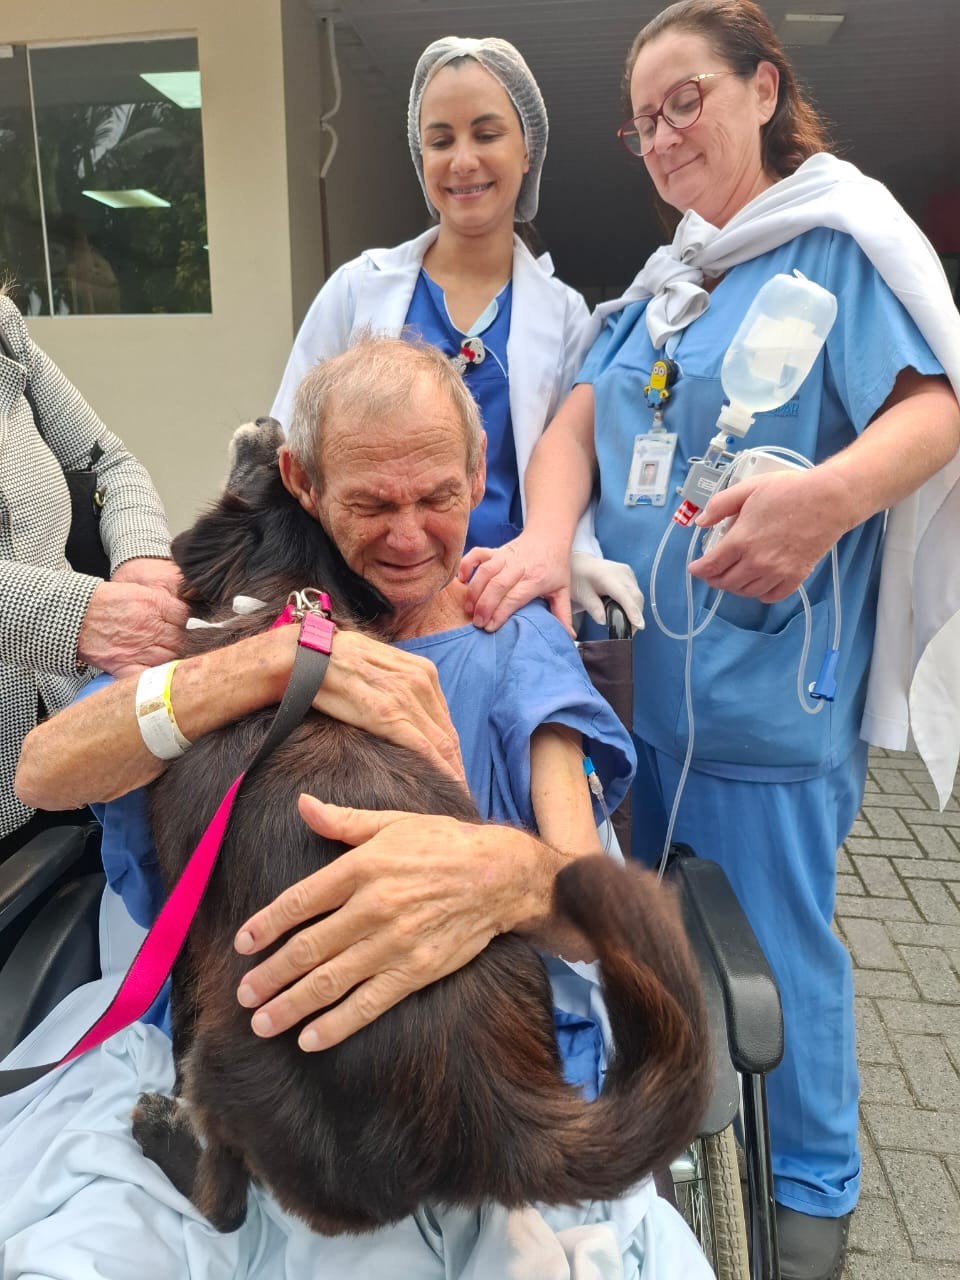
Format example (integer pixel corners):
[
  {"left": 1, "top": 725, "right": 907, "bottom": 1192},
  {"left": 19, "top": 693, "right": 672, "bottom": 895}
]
[{"left": 721, "top": 272, "right": 838, "bottom": 415}]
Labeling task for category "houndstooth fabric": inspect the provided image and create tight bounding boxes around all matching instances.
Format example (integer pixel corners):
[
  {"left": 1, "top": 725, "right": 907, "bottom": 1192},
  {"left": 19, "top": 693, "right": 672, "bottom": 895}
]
[{"left": 0, "top": 295, "right": 173, "bottom": 838}]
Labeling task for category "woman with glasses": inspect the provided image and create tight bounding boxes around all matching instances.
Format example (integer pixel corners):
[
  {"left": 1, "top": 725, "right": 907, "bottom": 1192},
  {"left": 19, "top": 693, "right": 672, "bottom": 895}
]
[
  {"left": 461, "top": 2, "right": 960, "bottom": 1277},
  {"left": 270, "top": 35, "right": 643, "bottom": 630}
]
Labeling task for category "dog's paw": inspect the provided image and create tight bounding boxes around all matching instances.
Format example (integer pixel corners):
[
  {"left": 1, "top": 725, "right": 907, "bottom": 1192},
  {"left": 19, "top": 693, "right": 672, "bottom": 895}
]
[
  {"left": 132, "top": 1092, "right": 201, "bottom": 1200},
  {"left": 132, "top": 1091, "right": 178, "bottom": 1154}
]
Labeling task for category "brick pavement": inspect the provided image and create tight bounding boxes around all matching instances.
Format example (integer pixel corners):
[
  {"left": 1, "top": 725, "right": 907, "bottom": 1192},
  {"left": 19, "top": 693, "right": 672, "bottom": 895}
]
[{"left": 836, "top": 749, "right": 960, "bottom": 1280}]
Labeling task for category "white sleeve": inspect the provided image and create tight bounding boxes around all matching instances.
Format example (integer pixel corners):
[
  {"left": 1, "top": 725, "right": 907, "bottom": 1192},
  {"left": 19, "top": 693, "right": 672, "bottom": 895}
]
[
  {"left": 269, "top": 261, "right": 362, "bottom": 431},
  {"left": 558, "top": 291, "right": 604, "bottom": 558}
]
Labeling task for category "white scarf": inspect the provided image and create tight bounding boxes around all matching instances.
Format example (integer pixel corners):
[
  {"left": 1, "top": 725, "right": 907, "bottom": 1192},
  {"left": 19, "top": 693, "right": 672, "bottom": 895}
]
[{"left": 593, "top": 154, "right": 960, "bottom": 806}]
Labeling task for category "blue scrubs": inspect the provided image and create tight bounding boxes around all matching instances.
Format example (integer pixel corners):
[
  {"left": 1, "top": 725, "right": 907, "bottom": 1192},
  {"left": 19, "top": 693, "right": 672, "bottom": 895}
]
[
  {"left": 580, "top": 228, "right": 944, "bottom": 1216},
  {"left": 405, "top": 270, "right": 521, "bottom": 551}
]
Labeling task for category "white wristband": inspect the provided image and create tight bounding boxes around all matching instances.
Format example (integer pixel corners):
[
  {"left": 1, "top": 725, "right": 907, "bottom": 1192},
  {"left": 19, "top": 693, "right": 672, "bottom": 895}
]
[{"left": 135, "top": 660, "right": 191, "bottom": 760}]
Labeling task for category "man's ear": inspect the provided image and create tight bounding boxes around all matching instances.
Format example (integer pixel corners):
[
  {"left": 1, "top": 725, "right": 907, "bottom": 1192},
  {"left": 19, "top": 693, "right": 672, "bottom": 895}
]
[
  {"left": 279, "top": 445, "right": 320, "bottom": 518},
  {"left": 469, "top": 435, "right": 488, "bottom": 510},
  {"left": 755, "top": 60, "right": 780, "bottom": 126}
]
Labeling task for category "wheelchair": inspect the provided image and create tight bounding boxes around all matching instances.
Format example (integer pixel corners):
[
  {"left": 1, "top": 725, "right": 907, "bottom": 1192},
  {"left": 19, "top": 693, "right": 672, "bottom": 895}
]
[
  {"left": 0, "top": 607, "right": 784, "bottom": 1280},
  {"left": 579, "top": 602, "right": 784, "bottom": 1280}
]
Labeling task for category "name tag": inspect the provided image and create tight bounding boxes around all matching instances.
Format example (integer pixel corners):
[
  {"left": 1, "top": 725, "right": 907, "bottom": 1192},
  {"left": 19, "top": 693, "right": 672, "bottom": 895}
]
[{"left": 624, "top": 432, "right": 678, "bottom": 507}]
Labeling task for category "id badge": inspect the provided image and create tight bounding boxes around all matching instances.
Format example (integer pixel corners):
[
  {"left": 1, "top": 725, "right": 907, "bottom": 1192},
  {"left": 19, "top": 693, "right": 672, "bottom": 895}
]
[{"left": 624, "top": 432, "right": 678, "bottom": 507}]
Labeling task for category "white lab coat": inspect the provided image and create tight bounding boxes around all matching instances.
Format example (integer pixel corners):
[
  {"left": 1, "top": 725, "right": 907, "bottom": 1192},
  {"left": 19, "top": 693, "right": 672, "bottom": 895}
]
[{"left": 270, "top": 228, "right": 603, "bottom": 555}]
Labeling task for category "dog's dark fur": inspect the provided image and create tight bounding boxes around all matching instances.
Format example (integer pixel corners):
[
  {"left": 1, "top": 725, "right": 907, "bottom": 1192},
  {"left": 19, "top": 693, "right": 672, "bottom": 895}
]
[{"left": 132, "top": 418, "right": 710, "bottom": 1235}]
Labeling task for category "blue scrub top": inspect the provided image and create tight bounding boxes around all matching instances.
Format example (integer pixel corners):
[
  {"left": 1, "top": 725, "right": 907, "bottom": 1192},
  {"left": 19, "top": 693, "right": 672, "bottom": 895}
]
[
  {"left": 405, "top": 270, "right": 521, "bottom": 551},
  {"left": 580, "top": 228, "right": 944, "bottom": 779}
]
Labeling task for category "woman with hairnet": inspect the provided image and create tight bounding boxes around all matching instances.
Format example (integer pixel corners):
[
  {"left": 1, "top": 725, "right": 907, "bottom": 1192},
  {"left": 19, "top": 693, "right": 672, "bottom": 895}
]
[{"left": 270, "top": 36, "right": 644, "bottom": 631}]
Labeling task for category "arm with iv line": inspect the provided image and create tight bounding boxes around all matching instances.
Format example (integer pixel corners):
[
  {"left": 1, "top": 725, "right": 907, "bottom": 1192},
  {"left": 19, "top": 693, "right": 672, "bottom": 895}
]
[{"left": 462, "top": 385, "right": 646, "bottom": 633}]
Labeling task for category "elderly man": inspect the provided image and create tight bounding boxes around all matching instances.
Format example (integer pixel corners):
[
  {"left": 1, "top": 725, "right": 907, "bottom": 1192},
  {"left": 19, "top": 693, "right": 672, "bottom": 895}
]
[{"left": 6, "top": 338, "right": 711, "bottom": 1280}]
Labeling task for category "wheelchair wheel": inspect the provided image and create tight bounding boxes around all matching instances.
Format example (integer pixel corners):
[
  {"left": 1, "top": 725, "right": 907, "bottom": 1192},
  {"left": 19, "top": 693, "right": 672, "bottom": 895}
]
[{"left": 671, "top": 1126, "right": 750, "bottom": 1280}]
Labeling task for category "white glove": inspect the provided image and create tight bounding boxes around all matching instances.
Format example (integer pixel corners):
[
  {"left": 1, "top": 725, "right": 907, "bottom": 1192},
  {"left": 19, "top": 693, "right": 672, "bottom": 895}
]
[{"left": 570, "top": 552, "right": 645, "bottom": 632}]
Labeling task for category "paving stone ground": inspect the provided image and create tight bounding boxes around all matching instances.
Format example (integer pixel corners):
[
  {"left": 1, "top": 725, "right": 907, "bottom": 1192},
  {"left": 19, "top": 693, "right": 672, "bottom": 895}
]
[{"left": 837, "top": 749, "right": 960, "bottom": 1280}]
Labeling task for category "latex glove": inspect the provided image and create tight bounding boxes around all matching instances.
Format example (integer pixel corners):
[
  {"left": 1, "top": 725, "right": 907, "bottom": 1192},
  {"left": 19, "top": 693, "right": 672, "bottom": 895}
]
[{"left": 570, "top": 552, "right": 645, "bottom": 631}]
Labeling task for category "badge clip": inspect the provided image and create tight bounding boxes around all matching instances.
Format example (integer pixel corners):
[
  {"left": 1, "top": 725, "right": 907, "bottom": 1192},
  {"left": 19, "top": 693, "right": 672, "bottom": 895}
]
[{"left": 644, "top": 358, "right": 679, "bottom": 429}]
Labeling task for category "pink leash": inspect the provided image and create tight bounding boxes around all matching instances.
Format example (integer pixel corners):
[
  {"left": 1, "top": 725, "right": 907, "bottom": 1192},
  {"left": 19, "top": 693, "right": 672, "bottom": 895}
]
[{"left": 0, "top": 592, "right": 335, "bottom": 1095}]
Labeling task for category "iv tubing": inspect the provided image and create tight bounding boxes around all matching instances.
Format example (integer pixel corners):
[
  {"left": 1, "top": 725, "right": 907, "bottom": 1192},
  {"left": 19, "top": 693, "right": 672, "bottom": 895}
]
[
  {"left": 649, "top": 518, "right": 723, "bottom": 640},
  {"left": 581, "top": 754, "right": 613, "bottom": 854},
  {"left": 656, "top": 528, "right": 700, "bottom": 880},
  {"left": 651, "top": 444, "right": 845, "bottom": 870}
]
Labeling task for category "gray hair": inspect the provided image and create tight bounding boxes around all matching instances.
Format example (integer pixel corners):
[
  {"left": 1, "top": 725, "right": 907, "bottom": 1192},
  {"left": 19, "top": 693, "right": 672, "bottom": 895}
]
[
  {"left": 286, "top": 334, "right": 484, "bottom": 490},
  {"left": 407, "top": 36, "right": 548, "bottom": 223}
]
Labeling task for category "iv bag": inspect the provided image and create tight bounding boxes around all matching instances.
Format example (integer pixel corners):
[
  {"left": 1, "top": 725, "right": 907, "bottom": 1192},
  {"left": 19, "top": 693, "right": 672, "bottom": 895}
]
[{"left": 718, "top": 272, "right": 838, "bottom": 433}]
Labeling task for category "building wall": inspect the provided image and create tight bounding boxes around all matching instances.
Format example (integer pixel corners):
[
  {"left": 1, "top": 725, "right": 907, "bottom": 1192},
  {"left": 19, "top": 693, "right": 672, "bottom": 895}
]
[
  {"left": 3, "top": 0, "right": 426, "bottom": 535},
  {"left": 319, "top": 38, "right": 427, "bottom": 272},
  {"left": 3, "top": 0, "right": 304, "bottom": 533},
  {"left": 280, "top": 0, "right": 327, "bottom": 332}
]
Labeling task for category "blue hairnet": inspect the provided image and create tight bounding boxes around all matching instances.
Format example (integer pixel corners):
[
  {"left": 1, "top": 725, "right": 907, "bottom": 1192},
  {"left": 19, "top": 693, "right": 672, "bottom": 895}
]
[{"left": 407, "top": 36, "right": 548, "bottom": 224}]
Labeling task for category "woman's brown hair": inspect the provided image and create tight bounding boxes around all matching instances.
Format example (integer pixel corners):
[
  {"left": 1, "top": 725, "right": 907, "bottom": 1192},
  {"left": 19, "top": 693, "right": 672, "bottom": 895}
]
[{"left": 625, "top": 0, "right": 831, "bottom": 179}]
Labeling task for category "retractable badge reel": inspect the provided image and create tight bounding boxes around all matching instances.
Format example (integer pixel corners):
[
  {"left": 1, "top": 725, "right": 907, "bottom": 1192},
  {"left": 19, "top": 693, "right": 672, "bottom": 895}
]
[
  {"left": 625, "top": 357, "right": 679, "bottom": 507},
  {"left": 451, "top": 336, "right": 486, "bottom": 376}
]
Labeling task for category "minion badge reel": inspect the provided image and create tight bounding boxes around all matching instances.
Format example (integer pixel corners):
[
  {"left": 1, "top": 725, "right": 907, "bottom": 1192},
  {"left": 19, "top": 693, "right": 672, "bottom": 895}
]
[{"left": 625, "top": 357, "right": 680, "bottom": 508}]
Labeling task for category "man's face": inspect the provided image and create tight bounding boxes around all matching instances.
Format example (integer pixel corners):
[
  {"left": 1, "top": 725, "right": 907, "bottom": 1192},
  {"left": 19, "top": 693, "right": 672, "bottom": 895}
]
[{"left": 313, "top": 375, "right": 484, "bottom": 613}]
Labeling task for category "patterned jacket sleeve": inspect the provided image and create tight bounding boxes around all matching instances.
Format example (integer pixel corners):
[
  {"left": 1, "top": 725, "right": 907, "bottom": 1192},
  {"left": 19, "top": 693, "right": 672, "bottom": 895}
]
[
  {"left": 0, "top": 561, "right": 99, "bottom": 676},
  {"left": 2, "top": 301, "right": 173, "bottom": 569},
  {"left": 0, "top": 297, "right": 172, "bottom": 675}
]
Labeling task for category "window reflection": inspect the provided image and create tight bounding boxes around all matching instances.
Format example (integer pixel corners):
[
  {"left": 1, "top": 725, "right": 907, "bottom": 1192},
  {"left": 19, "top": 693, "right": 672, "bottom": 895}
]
[
  {"left": 0, "top": 47, "right": 48, "bottom": 315},
  {"left": 0, "top": 36, "right": 211, "bottom": 316}
]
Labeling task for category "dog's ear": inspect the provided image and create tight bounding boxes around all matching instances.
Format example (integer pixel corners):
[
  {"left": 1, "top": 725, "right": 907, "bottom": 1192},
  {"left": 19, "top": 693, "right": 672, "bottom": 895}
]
[
  {"left": 175, "top": 415, "right": 394, "bottom": 625},
  {"left": 322, "top": 535, "right": 392, "bottom": 624},
  {"left": 172, "top": 492, "right": 261, "bottom": 615}
]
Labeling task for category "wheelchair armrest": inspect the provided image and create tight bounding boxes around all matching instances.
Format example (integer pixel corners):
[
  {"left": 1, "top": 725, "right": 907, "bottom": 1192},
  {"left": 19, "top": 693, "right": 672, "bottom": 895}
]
[
  {"left": 669, "top": 847, "right": 784, "bottom": 1076},
  {"left": 0, "top": 825, "right": 94, "bottom": 935},
  {"left": 0, "top": 872, "right": 105, "bottom": 1058}
]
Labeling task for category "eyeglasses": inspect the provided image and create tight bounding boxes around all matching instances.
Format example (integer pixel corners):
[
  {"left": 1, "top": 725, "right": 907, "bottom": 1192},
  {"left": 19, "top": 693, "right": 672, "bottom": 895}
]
[{"left": 617, "top": 72, "right": 732, "bottom": 158}]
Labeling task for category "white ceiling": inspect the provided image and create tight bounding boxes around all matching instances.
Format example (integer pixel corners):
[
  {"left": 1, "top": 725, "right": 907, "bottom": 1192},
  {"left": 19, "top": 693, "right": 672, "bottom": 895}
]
[{"left": 311, "top": 0, "right": 960, "bottom": 291}]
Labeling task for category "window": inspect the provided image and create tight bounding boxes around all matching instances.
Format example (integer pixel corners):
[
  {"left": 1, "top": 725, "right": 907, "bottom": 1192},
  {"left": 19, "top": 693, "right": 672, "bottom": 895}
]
[{"left": 0, "top": 36, "right": 210, "bottom": 316}]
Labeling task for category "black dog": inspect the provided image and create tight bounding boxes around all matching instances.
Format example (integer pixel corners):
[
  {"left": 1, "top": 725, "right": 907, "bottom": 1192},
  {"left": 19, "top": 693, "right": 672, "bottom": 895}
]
[{"left": 132, "top": 418, "right": 709, "bottom": 1235}]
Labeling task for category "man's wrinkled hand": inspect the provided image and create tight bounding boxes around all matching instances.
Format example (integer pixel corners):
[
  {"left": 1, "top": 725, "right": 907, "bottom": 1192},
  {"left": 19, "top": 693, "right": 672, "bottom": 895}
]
[
  {"left": 308, "top": 629, "right": 465, "bottom": 784},
  {"left": 234, "top": 797, "right": 545, "bottom": 1052}
]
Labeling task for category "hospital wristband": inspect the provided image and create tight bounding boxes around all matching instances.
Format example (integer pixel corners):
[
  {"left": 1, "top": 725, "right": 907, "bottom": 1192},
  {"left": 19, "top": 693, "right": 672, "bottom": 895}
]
[{"left": 135, "top": 660, "right": 192, "bottom": 760}]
